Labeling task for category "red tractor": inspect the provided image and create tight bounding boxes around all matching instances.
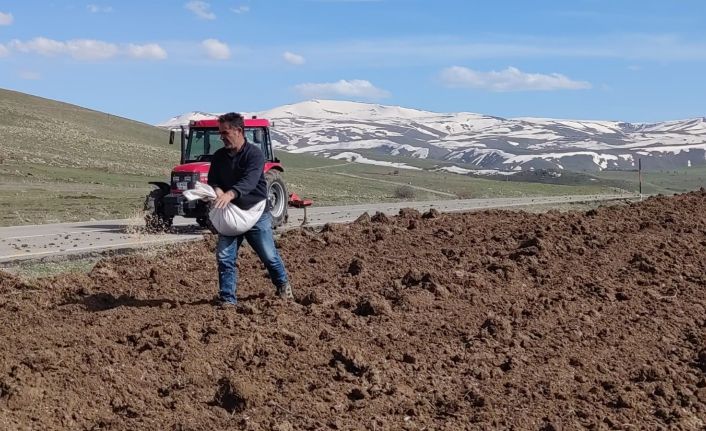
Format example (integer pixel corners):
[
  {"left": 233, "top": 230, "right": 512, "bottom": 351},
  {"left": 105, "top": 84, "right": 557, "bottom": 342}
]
[{"left": 145, "top": 117, "right": 289, "bottom": 230}]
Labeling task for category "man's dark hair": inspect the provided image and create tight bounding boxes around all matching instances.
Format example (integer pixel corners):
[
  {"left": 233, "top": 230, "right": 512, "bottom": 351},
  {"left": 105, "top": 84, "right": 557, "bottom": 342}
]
[{"left": 218, "top": 112, "right": 245, "bottom": 130}]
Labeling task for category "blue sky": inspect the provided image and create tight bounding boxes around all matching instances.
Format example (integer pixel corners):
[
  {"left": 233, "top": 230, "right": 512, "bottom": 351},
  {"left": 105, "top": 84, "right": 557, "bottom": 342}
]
[{"left": 0, "top": 0, "right": 704, "bottom": 124}]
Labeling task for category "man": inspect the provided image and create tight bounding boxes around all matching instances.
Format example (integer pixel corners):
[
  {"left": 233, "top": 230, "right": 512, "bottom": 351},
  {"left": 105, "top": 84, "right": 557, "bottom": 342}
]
[{"left": 207, "top": 112, "right": 293, "bottom": 305}]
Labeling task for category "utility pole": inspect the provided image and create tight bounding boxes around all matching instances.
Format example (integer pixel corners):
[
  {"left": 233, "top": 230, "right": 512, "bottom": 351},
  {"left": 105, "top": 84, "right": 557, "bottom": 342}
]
[{"left": 638, "top": 158, "right": 643, "bottom": 200}]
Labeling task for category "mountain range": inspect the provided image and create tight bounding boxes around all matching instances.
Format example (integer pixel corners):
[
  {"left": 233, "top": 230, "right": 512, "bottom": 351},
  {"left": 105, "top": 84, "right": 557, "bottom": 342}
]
[{"left": 157, "top": 100, "right": 706, "bottom": 172}]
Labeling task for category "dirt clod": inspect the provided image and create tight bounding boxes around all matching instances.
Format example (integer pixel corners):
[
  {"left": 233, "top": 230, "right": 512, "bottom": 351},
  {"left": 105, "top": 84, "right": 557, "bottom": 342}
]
[
  {"left": 354, "top": 212, "right": 371, "bottom": 224},
  {"left": 346, "top": 258, "right": 364, "bottom": 276},
  {"left": 370, "top": 212, "right": 390, "bottom": 223},
  {"left": 211, "top": 377, "right": 257, "bottom": 413},
  {"left": 422, "top": 208, "right": 440, "bottom": 219},
  {"left": 398, "top": 208, "right": 421, "bottom": 219},
  {"left": 353, "top": 296, "right": 391, "bottom": 317}
]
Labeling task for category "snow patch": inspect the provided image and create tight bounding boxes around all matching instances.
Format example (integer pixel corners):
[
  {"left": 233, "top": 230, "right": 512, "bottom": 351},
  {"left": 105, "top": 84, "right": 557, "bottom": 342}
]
[
  {"left": 437, "top": 166, "right": 471, "bottom": 174},
  {"left": 505, "top": 152, "right": 620, "bottom": 170},
  {"left": 330, "top": 152, "right": 421, "bottom": 170}
]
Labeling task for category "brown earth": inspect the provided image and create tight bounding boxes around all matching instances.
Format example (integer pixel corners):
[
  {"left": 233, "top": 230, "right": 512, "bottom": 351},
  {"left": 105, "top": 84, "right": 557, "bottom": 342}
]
[{"left": 1, "top": 191, "right": 706, "bottom": 430}]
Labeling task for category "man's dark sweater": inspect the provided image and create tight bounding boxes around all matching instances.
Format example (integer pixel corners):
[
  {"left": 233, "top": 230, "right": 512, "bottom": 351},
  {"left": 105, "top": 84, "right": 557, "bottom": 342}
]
[{"left": 207, "top": 142, "right": 269, "bottom": 210}]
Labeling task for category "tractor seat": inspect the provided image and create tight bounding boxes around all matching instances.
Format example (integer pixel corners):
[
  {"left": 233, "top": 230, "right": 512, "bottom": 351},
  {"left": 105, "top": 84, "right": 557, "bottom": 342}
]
[
  {"left": 252, "top": 129, "right": 264, "bottom": 144},
  {"left": 196, "top": 154, "right": 213, "bottom": 162}
]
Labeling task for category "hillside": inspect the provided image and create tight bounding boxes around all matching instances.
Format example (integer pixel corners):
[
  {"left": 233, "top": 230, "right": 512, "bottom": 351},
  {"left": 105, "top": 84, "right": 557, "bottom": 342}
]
[
  {"left": 0, "top": 88, "right": 177, "bottom": 225},
  {"left": 161, "top": 99, "right": 706, "bottom": 172},
  {"left": 0, "top": 88, "right": 175, "bottom": 176}
]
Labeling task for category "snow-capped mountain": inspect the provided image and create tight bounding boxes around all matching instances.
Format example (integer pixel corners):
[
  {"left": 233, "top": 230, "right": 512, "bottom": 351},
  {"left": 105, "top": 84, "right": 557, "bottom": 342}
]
[
  {"left": 157, "top": 111, "right": 221, "bottom": 129},
  {"left": 157, "top": 100, "right": 706, "bottom": 172}
]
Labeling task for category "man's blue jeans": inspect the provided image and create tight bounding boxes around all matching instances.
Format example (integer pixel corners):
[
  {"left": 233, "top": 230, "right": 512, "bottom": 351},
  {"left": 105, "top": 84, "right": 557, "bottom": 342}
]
[{"left": 216, "top": 211, "right": 289, "bottom": 304}]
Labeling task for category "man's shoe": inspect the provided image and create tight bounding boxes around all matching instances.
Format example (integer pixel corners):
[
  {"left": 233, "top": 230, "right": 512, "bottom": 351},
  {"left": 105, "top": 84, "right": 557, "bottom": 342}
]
[
  {"left": 276, "top": 283, "right": 294, "bottom": 299},
  {"left": 212, "top": 296, "right": 237, "bottom": 308}
]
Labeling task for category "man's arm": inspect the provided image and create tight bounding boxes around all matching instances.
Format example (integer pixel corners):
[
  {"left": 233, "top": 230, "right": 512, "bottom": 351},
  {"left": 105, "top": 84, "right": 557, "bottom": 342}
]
[
  {"left": 207, "top": 152, "right": 224, "bottom": 196},
  {"left": 211, "top": 153, "right": 231, "bottom": 208},
  {"left": 207, "top": 153, "right": 220, "bottom": 188}
]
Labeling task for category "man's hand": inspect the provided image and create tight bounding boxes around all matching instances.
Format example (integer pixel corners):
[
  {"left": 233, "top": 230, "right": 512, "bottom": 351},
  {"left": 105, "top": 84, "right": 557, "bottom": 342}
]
[
  {"left": 214, "top": 187, "right": 224, "bottom": 198},
  {"left": 213, "top": 190, "right": 236, "bottom": 209}
]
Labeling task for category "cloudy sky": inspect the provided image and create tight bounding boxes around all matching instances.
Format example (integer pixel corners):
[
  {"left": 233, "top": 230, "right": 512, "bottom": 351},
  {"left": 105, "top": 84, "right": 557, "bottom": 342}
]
[{"left": 0, "top": 0, "right": 704, "bottom": 124}]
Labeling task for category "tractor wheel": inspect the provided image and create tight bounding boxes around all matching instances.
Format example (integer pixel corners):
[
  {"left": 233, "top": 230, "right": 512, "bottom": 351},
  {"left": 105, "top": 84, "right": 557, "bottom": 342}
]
[
  {"left": 144, "top": 188, "right": 173, "bottom": 232},
  {"left": 265, "top": 170, "right": 288, "bottom": 228},
  {"left": 197, "top": 216, "right": 218, "bottom": 234}
]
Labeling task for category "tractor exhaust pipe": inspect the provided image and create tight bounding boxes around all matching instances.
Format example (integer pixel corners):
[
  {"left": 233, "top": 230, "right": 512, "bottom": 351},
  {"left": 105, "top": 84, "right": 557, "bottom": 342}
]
[{"left": 180, "top": 125, "right": 187, "bottom": 165}]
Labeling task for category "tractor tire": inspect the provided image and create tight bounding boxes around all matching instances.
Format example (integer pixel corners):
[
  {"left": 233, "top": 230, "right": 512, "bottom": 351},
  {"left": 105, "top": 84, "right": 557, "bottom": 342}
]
[
  {"left": 144, "top": 188, "right": 173, "bottom": 232},
  {"left": 266, "top": 170, "right": 288, "bottom": 229}
]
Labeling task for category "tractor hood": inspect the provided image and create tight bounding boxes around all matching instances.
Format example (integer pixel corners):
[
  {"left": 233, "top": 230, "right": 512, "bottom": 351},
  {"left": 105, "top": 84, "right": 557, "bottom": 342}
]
[{"left": 172, "top": 162, "right": 211, "bottom": 174}]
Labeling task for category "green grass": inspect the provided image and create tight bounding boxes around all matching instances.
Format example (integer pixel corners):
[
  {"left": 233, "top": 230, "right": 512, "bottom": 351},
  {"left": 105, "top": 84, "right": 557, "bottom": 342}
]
[
  {"left": 0, "top": 183, "right": 150, "bottom": 225},
  {"left": 593, "top": 166, "right": 706, "bottom": 195},
  {"left": 275, "top": 151, "right": 348, "bottom": 169},
  {"left": 1, "top": 258, "right": 98, "bottom": 279},
  {"left": 0, "top": 159, "right": 164, "bottom": 225}
]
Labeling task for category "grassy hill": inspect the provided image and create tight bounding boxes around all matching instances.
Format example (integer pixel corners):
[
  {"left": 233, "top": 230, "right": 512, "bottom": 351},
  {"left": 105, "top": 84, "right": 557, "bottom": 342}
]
[
  {"left": 0, "top": 88, "right": 178, "bottom": 225},
  {"left": 0, "top": 88, "right": 176, "bottom": 176},
  {"left": 0, "top": 88, "right": 635, "bottom": 226}
]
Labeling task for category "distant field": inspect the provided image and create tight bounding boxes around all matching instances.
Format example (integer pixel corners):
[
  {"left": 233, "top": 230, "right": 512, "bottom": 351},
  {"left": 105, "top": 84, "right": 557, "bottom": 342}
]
[
  {"left": 593, "top": 166, "right": 706, "bottom": 195},
  {"left": 277, "top": 152, "right": 624, "bottom": 206},
  {"left": 0, "top": 163, "right": 158, "bottom": 225}
]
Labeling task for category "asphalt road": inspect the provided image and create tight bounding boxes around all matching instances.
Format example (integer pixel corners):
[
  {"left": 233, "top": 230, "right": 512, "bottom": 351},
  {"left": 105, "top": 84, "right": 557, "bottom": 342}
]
[{"left": 0, "top": 194, "right": 632, "bottom": 263}]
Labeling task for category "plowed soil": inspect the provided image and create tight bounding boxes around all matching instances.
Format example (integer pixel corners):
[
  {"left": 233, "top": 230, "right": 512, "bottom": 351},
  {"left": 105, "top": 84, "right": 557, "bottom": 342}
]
[{"left": 2, "top": 191, "right": 706, "bottom": 430}]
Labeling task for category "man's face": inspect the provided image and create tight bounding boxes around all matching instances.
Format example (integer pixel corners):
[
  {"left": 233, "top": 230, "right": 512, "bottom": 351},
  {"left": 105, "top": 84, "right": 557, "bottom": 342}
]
[{"left": 218, "top": 124, "right": 242, "bottom": 149}]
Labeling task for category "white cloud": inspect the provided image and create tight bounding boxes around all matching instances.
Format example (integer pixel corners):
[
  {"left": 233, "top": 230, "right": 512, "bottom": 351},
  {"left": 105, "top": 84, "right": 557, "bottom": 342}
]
[
  {"left": 440, "top": 66, "right": 591, "bottom": 92},
  {"left": 87, "top": 4, "right": 113, "bottom": 13},
  {"left": 294, "top": 79, "right": 390, "bottom": 100},
  {"left": 0, "top": 44, "right": 9, "bottom": 57},
  {"left": 202, "top": 39, "right": 231, "bottom": 60},
  {"left": 0, "top": 11, "right": 13, "bottom": 26},
  {"left": 10, "top": 37, "right": 74, "bottom": 57},
  {"left": 9, "top": 37, "right": 168, "bottom": 61},
  {"left": 185, "top": 1, "right": 215, "bottom": 20},
  {"left": 283, "top": 51, "right": 305, "bottom": 65},
  {"left": 127, "top": 43, "right": 168, "bottom": 60},
  {"left": 18, "top": 71, "right": 41, "bottom": 80},
  {"left": 65, "top": 39, "right": 119, "bottom": 60},
  {"left": 231, "top": 5, "right": 250, "bottom": 13}
]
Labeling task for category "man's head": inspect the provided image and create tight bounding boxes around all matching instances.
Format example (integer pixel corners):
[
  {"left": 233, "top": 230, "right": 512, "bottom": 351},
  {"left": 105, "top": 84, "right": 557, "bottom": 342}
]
[{"left": 218, "top": 112, "right": 246, "bottom": 151}]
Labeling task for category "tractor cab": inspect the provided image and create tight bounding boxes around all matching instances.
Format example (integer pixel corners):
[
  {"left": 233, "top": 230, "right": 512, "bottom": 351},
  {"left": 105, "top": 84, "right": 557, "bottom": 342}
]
[{"left": 172, "top": 118, "right": 277, "bottom": 164}]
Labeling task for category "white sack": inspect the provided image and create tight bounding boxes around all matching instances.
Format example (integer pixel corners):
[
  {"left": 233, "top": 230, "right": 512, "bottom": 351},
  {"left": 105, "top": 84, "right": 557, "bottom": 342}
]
[{"left": 183, "top": 182, "right": 265, "bottom": 236}]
